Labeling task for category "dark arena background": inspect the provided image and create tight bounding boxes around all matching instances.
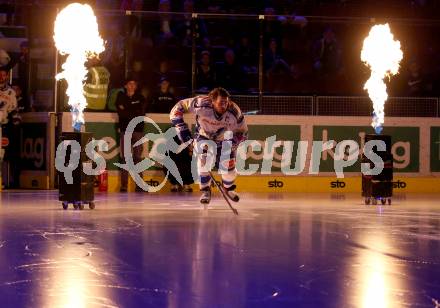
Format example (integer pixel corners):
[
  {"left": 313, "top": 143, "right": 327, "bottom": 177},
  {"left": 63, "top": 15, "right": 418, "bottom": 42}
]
[{"left": 1, "top": 1, "right": 440, "bottom": 307}]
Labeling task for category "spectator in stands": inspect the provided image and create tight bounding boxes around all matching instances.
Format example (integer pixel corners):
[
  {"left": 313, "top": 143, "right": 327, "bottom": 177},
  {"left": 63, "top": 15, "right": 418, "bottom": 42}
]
[
  {"left": 102, "top": 23, "right": 126, "bottom": 89},
  {"left": 313, "top": 27, "right": 342, "bottom": 76},
  {"left": 404, "top": 60, "right": 432, "bottom": 96},
  {"left": 149, "top": 76, "right": 175, "bottom": 113},
  {"left": 207, "top": 2, "right": 224, "bottom": 13},
  {"left": 236, "top": 35, "right": 257, "bottom": 73},
  {"left": 120, "top": 0, "right": 144, "bottom": 38},
  {"left": 147, "top": 76, "right": 193, "bottom": 192},
  {"left": 277, "top": 10, "right": 308, "bottom": 29},
  {"left": 153, "top": 59, "right": 171, "bottom": 86},
  {"left": 201, "top": 37, "right": 212, "bottom": 54},
  {"left": 175, "top": 0, "right": 207, "bottom": 47},
  {"left": 216, "top": 49, "right": 244, "bottom": 92},
  {"left": 107, "top": 87, "right": 124, "bottom": 112},
  {"left": 195, "top": 50, "right": 216, "bottom": 91},
  {"left": 156, "top": 0, "right": 175, "bottom": 45},
  {"left": 264, "top": 38, "right": 291, "bottom": 75},
  {"left": 131, "top": 60, "right": 145, "bottom": 85},
  {"left": 14, "top": 42, "right": 29, "bottom": 97},
  {"left": 0, "top": 49, "right": 12, "bottom": 70},
  {"left": 12, "top": 84, "right": 26, "bottom": 112},
  {"left": 263, "top": 7, "right": 282, "bottom": 43},
  {"left": 175, "top": 0, "right": 194, "bottom": 47},
  {"left": 0, "top": 2, "right": 14, "bottom": 25},
  {"left": 115, "top": 76, "right": 147, "bottom": 192}
]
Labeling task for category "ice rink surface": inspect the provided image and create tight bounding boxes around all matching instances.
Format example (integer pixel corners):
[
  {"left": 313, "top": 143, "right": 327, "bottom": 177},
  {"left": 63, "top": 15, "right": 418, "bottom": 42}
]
[{"left": 0, "top": 191, "right": 440, "bottom": 307}]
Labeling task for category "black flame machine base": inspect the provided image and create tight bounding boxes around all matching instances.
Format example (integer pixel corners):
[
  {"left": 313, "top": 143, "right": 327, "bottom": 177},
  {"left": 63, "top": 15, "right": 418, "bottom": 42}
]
[
  {"left": 58, "top": 131, "right": 95, "bottom": 210},
  {"left": 362, "top": 134, "right": 393, "bottom": 205}
]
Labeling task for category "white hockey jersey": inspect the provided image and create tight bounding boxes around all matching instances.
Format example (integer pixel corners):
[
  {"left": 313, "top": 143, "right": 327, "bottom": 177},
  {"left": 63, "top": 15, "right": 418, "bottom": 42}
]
[
  {"left": 170, "top": 95, "right": 248, "bottom": 143},
  {"left": 0, "top": 85, "right": 17, "bottom": 124}
]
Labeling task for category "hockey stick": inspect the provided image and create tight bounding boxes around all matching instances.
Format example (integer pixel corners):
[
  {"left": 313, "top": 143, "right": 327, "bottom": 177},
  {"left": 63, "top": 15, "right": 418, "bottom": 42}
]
[{"left": 208, "top": 171, "right": 239, "bottom": 215}]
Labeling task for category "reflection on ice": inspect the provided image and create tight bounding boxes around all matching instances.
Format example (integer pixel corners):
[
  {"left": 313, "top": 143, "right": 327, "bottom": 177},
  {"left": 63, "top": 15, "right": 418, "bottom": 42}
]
[{"left": 0, "top": 191, "right": 440, "bottom": 306}]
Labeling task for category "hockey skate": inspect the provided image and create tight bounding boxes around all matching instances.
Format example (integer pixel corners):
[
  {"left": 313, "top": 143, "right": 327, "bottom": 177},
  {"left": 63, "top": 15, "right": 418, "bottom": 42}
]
[
  {"left": 183, "top": 184, "right": 193, "bottom": 192},
  {"left": 170, "top": 184, "right": 180, "bottom": 192},
  {"left": 207, "top": 171, "right": 239, "bottom": 215},
  {"left": 223, "top": 184, "right": 239, "bottom": 202},
  {"left": 200, "top": 187, "right": 211, "bottom": 204}
]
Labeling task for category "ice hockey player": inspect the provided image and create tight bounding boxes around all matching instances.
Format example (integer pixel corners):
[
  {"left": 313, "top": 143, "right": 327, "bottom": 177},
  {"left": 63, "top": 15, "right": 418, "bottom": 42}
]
[
  {"left": 170, "top": 87, "right": 248, "bottom": 204},
  {"left": 0, "top": 68, "right": 17, "bottom": 124}
]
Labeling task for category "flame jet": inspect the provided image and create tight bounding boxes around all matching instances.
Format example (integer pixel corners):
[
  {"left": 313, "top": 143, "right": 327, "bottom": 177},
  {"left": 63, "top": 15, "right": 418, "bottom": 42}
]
[
  {"left": 54, "top": 3, "right": 104, "bottom": 131},
  {"left": 361, "top": 24, "right": 403, "bottom": 134}
]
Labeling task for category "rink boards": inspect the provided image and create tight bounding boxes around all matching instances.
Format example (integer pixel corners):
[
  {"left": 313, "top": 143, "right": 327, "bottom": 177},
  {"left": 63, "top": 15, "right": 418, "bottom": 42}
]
[
  {"left": 17, "top": 112, "right": 440, "bottom": 193},
  {"left": 104, "top": 171, "right": 440, "bottom": 193}
]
